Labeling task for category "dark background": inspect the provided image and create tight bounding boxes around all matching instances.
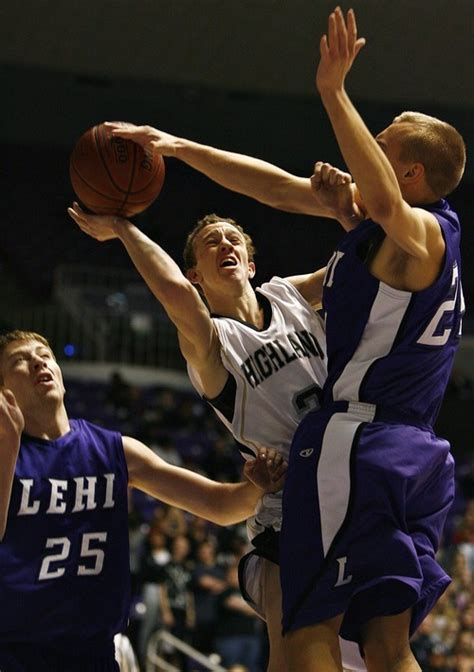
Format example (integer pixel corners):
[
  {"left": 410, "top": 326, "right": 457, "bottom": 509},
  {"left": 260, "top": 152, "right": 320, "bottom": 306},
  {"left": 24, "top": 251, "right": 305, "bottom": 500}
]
[{"left": 1, "top": 0, "right": 473, "bottom": 297}]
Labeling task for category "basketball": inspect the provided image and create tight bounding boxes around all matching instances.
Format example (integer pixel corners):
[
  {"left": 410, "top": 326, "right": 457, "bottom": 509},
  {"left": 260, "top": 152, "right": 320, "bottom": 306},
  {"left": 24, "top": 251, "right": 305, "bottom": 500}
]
[{"left": 69, "top": 123, "right": 165, "bottom": 217}]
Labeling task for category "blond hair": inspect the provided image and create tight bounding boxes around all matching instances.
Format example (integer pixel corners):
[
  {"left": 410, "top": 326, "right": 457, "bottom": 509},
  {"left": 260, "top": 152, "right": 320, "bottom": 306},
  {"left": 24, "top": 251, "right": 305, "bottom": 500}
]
[
  {"left": 0, "top": 330, "right": 53, "bottom": 383},
  {"left": 392, "top": 112, "right": 466, "bottom": 199}
]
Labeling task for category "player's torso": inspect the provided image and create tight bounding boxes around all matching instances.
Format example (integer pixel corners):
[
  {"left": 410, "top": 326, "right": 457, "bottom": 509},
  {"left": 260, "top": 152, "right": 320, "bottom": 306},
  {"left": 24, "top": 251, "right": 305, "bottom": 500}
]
[
  {"left": 322, "top": 201, "right": 464, "bottom": 425},
  {"left": 0, "top": 419, "right": 130, "bottom": 649},
  {"left": 188, "top": 277, "right": 327, "bottom": 537},
  {"left": 209, "top": 277, "right": 327, "bottom": 458}
]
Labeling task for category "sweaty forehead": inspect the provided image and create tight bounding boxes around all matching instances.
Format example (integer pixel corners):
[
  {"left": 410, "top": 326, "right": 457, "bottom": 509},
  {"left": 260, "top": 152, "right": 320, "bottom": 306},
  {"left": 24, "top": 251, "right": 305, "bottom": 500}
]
[
  {"left": 4, "top": 340, "right": 51, "bottom": 359},
  {"left": 197, "top": 222, "right": 243, "bottom": 242}
]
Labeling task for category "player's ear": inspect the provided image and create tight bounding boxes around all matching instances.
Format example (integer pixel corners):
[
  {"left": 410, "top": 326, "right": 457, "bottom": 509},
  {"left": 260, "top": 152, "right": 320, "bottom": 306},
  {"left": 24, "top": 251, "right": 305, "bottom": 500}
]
[
  {"left": 403, "top": 162, "right": 424, "bottom": 183},
  {"left": 248, "top": 262, "right": 256, "bottom": 279},
  {"left": 186, "top": 267, "right": 202, "bottom": 285}
]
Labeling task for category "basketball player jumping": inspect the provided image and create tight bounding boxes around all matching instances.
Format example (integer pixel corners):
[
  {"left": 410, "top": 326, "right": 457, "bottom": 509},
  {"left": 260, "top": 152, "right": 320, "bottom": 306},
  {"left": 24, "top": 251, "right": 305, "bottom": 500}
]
[
  {"left": 0, "top": 330, "right": 285, "bottom": 672},
  {"left": 68, "top": 153, "right": 367, "bottom": 671},
  {"left": 278, "top": 8, "right": 466, "bottom": 671}
]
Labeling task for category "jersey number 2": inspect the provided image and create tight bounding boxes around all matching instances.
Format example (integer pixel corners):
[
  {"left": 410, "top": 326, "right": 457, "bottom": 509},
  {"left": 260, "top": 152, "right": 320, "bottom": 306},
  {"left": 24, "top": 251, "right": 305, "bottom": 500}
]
[
  {"left": 417, "top": 263, "right": 464, "bottom": 346},
  {"left": 38, "top": 532, "right": 107, "bottom": 581}
]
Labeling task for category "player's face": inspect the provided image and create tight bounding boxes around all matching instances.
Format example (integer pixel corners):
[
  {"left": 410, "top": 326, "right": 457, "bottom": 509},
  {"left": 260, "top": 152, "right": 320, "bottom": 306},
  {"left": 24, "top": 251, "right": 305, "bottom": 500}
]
[
  {"left": 0, "top": 339, "right": 66, "bottom": 412},
  {"left": 189, "top": 222, "right": 255, "bottom": 293}
]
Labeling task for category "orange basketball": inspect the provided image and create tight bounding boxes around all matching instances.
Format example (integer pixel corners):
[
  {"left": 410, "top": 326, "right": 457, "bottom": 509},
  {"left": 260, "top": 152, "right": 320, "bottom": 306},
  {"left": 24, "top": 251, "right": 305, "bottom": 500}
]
[{"left": 69, "top": 123, "right": 165, "bottom": 217}]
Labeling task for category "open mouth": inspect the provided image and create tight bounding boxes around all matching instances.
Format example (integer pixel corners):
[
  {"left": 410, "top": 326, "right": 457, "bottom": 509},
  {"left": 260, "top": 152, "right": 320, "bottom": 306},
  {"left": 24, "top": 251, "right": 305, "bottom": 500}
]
[
  {"left": 35, "top": 373, "right": 53, "bottom": 385},
  {"left": 220, "top": 257, "right": 238, "bottom": 268}
]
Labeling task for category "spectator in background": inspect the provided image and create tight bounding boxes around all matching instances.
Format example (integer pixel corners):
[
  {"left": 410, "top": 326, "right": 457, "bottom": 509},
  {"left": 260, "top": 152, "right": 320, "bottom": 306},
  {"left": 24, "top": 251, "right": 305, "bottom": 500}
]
[
  {"left": 151, "top": 504, "right": 189, "bottom": 540},
  {"left": 453, "top": 629, "right": 474, "bottom": 672},
  {"left": 192, "top": 539, "right": 227, "bottom": 655},
  {"left": 204, "top": 436, "right": 241, "bottom": 483},
  {"left": 149, "top": 432, "right": 183, "bottom": 468},
  {"left": 188, "top": 516, "right": 219, "bottom": 559},
  {"left": 105, "top": 371, "right": 134, "bottom": 418},
  {"left": 214, "top": 562, "right": 262, "bottom": 672},
  {"left": 159, "top": 534, "right": 195, "bottom": 670},
  {"left": 136, "top": 522, "right": 171, "bottom": 666}
]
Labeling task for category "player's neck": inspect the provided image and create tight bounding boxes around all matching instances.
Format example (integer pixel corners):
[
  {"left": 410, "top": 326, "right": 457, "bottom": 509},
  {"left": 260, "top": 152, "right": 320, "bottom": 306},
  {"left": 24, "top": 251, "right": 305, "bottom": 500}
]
[
  {"left": 23, "top": 404, "right": 71, "bottom": 441},
  {"left": 208, "top": 285, "right": 263, "bottom": 327}
]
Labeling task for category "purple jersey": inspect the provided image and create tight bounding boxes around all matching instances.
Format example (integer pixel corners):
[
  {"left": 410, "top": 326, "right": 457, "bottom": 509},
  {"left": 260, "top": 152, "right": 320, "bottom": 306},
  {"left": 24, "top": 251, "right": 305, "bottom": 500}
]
[
  {"left": 0, "top": 420, "right": 130, "bottom": 655},
  {"left": 322, "top": 200, "right": 464, "bottom": 425}
]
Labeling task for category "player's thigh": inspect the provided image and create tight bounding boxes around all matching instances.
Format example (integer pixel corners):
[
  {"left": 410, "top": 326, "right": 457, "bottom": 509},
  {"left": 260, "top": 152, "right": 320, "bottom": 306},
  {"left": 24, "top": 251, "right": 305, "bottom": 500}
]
[{"left": 261, "top": 558, "right": 289, "bottom": 672}]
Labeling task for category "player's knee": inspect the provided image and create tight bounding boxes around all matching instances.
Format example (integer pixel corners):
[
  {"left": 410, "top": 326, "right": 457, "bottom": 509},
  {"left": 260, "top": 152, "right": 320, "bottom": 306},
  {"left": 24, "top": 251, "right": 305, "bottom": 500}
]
[{"left": 363, "top": 639, "right": 415, "bottom": 671}]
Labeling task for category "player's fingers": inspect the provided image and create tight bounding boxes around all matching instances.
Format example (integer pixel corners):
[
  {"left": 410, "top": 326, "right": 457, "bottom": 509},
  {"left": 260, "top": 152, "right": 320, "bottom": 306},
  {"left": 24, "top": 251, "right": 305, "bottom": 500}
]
[
  {"left": 310, "top": 174, "right": 322, "bottom": 192},
  {"left": 264, "top": 448, "right": 277, "bottom": 465},
  {"left": 327, "top": 12, "right": 338, "bottom": 55},
  {"left": 328, "top": 168, "right": 340, "bottom": 186},
  {"left": 269, "top": 454, "right": 285, "bottom": 475},
  {"left": 104, "top": 121, "right": 136, "bottom": 131},
  {"left": 335, "top": 7, "right": 348, "bottom": 57},
  {"left": 347, "top": 7, "right": 357, "bottom": 53},
  {"left": 1, "top": 388, "right": 17, "bottom": 407},
  {"left": 336, "top": 172, "right": 351, "bottom": 186},
  {"left": 311, "top": 162, "right": 323, "bottom": 185},
  {"left": 313, "top": 161, "right": 324, "bottom": 177},
  {"left": 354, "top": 38, "right": 366, "bottom": 57},
  {"left": 243, "top": 458, "right": 257, "bottom": 477},
  {"left": 67, "top": 207, "right": 88, "bottom": 228},
  {"left": 67, "top": 207, "right": 82, "bottom": 224},
  {"left": 320, "top": 34, "right": 330, "bottom": 61},
  {"left": 320, "top": 162, "right": 332, "bottom": 182},
  {"left": 71, "top": 201, "right": 87, "bottom": 218},
  {"left": 271, "top": 461, "right": 288, "bottom": 482}
]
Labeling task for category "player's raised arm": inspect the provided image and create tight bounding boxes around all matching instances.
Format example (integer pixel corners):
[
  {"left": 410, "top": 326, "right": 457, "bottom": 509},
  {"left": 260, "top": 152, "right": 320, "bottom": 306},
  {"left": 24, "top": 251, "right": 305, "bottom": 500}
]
[
  {"left": 315, "top": 8, "right": 445, "bottom": 262},
  {"left": 0, "top": 389, "right": 24, "bottom": 540},
  {"left": 67, "top": 203, "right": 221, "bottom": 382},
  {"left": 123, "top": 437, "right": 287, "bottom": 526},
  {"left": 104, "top": 122, "right": 360, "bottom": 225}
]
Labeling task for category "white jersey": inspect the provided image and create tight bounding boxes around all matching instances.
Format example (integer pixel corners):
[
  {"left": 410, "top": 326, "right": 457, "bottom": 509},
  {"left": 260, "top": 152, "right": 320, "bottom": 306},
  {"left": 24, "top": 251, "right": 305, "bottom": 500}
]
[{"left": 188, "top": 276, "right": 327, "bottom": 538}]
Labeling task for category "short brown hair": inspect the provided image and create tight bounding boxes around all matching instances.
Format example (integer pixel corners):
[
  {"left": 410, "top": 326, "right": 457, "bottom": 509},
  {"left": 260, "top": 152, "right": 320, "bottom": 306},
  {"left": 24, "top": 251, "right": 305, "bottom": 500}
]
[
  {"left": 0, "top": 330, "right": 53, "bottom": 383},
  {"left": 392, "top": 112, "right": 466, "bottom": 199},
  {"left": 183, "top": 214, "right": 256, "bottom": 271}
]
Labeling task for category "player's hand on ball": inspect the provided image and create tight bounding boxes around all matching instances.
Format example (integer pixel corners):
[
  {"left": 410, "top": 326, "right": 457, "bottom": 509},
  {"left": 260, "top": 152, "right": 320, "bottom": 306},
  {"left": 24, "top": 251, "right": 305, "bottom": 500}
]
[
  {"left": 104, "top": 122, "right": 181, "bottom": 158},
  {"left": 243, "top": 448, "right": 287, "bottom": 493},
  {"left": 68, "top": 202, "right": 128, "bottom": 242},
  {"left": 0, "top": 388, "right": 24, "bottom": 446}
]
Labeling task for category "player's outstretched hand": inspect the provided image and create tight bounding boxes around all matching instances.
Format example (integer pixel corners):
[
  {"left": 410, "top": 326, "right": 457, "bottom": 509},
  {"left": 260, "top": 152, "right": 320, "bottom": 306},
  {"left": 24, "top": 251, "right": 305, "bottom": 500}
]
[
  {"left": 104, "top": 122, "right": 181, "bottom": 157},
  {"left": 0, "top": 388, "right": 24, "bottom": 448},
  {"left": 316, "top": 7, "right": 365, "bottom": 95},
  {"left": 310, "top": 161, "right": 364, "bottom": 230},
  {"left": 243, "top": 448, "right": 287, "bottom": 494},
  {"left": 67, "top": 202, "right": 129, "bottom": 242}
]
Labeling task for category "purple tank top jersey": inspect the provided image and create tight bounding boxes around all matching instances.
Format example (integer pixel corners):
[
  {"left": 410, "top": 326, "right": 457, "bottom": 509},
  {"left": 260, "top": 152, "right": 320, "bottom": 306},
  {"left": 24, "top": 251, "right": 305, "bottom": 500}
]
[
  {"left": 0, "top": 419, "right": 130, "bottom": 653},
  {"left": 322, "top": 200, "right": 464, "bottom": 425}
]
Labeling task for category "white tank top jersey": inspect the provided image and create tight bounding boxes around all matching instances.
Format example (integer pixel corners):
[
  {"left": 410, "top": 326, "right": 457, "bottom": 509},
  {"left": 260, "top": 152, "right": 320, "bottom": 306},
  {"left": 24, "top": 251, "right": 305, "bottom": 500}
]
[{"left": 188, "top": 276, "right": 327, "bottom": 538}]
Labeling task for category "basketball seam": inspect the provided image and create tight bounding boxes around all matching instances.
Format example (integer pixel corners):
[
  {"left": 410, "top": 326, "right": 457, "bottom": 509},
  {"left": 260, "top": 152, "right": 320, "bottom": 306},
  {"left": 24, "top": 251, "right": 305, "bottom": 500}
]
[
  {"left": 94, "top": 125, "right": 162, "bottom": 196},
  {"left": 94, "top": 125, "right": 132, "bottom": 196},
  {"left": 70, "top": 162, "right": 163, "bottom": 205},
  {"left": 70, "top": 163, "right": 120, "bottom": 200}
]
